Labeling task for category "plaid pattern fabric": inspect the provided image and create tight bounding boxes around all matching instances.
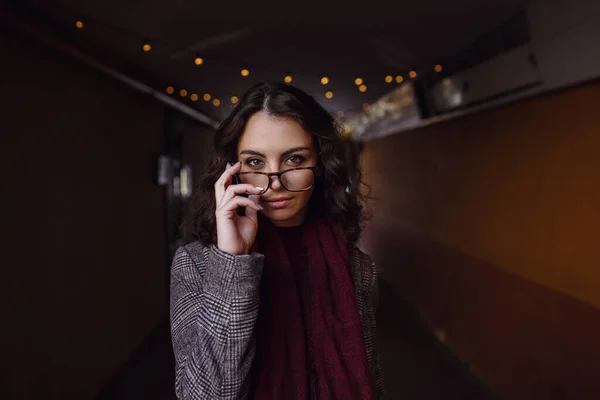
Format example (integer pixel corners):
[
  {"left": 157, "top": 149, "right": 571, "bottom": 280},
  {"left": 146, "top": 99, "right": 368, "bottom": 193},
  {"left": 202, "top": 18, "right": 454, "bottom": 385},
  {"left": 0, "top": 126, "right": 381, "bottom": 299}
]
[{"left": 170, "top": 242, "right": 385, "bottom": 399}]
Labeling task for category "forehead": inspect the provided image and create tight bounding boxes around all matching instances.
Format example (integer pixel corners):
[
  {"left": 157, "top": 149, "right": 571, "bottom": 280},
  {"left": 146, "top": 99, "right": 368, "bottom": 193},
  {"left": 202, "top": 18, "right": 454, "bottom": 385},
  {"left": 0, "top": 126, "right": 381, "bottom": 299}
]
[{"left": 237, "top": 112, "right": 313, "bottom": 154}]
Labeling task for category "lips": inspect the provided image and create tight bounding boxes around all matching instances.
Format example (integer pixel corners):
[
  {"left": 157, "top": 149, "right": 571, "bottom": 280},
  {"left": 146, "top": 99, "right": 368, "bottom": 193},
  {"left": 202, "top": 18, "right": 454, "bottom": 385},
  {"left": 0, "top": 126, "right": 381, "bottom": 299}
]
[
  {"left": 266, "top": 197, "right": 292, "bottom": 203},
  {"left": 264, "top": 197, "right": 293, "bottom": 209}
]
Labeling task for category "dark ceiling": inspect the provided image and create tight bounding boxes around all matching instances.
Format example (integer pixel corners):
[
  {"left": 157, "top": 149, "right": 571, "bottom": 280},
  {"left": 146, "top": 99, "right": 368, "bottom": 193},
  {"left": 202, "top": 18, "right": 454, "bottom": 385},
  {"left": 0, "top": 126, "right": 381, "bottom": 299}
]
[{"left": 26, "top": 0, "right": 524, "bottom": 122}]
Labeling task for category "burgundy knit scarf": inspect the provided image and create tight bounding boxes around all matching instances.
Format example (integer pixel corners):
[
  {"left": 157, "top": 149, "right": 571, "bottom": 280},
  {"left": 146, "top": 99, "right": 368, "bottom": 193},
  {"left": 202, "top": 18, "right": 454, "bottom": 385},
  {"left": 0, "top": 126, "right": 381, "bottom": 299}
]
[{"left": 250, "top": 214, "right": 374, "bottom": 399}]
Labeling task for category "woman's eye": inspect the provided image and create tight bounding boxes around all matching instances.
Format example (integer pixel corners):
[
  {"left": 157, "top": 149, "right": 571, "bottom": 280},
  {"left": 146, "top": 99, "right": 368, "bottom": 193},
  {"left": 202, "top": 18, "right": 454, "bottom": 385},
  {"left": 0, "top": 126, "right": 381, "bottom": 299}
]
[
  {"left": 246, "top": 159, "right": 264, "bottom": 168},
  {"left": 287, "top": 155, "right": 305, "bottom": 165}
]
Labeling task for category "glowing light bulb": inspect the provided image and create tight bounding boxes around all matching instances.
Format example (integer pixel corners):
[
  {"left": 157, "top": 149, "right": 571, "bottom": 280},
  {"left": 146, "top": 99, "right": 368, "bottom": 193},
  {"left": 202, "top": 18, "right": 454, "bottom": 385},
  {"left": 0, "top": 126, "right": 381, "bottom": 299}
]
[
  {"left": 142, "top": 43, "right": 152, "bottom": 52},
  {"left": 231, "top": 96, "right": 239, "bottom": 104},
  {"left": 203, "top": 93, "right": 211, "bottom": 101},
  {"left": 321, "top": 77, "right": 329, "bottom": 85},
  {"left": 434, "top": 64, "right": 443, "bottom": 73},
  {"left": 385, "top": 75, "right": 393, "bottom": 83},
  {"left": 396, "top": 75, "right": 404, "bottom": 83},
  {"left": 354, "top": 78, "right": 363, "bottom": 85},
  {"left": 75, "top": 21, "right": 84, "bottom": 29},
  {"left": 358, "top": 84, "right": 367, "bottom": 92},
  {"left": 213, "top": 99, "right": 221, "bottom": 107},
  {"left": 166, "top": 86, "right": 174, "bottom": 94},
  {"left": 194, "top": 57, "right": 204, "bottom": 65},
  {"left": 241, "top": 69, "right": 250, "bottom": 77},
  {"left": 325, "top": 91, "right": 333, "bottom": 99},
  {"left": 284, "top": 75, "right": 292, "bottom": 83},
  {"left": 409, "top": 70, "right": 417, "bottom": 79},
  {"left": 179, "top": 89, "right": 188, "bottom": 97},
  {"left": 190, "top": 93, "right": 199, "bottom": 101}
]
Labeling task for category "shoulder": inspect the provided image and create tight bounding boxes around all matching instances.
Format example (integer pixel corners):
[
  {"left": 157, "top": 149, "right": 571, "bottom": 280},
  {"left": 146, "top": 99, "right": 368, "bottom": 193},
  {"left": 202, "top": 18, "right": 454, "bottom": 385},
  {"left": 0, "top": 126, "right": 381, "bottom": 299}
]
[
  {"left": 350, "top": 246, "right": 376, "bottom": 274},
  {"left": 348, "top": 246, "right": 377, "bottom": 290}
]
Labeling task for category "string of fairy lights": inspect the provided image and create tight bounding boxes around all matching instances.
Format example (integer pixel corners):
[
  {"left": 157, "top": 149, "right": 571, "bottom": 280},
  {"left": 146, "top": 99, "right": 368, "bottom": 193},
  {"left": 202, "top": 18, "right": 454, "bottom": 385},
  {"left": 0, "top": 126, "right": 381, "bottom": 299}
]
[{"left": 67, "top": 13, "right": 445, "bottom": 114}]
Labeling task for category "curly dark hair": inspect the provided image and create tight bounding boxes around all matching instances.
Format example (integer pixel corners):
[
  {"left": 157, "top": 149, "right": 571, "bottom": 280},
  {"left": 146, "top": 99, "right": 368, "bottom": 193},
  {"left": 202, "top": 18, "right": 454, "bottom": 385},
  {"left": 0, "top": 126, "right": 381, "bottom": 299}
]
[{"left": 184, "top": 82, "right": 369, "bottom": 247}]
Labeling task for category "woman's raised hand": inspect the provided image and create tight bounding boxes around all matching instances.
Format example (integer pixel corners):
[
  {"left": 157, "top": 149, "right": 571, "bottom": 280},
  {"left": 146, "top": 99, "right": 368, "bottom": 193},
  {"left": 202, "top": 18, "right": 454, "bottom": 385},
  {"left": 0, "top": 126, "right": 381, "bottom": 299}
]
[{"left": 215, "top": 162, "right": 264, "bottom": 255}]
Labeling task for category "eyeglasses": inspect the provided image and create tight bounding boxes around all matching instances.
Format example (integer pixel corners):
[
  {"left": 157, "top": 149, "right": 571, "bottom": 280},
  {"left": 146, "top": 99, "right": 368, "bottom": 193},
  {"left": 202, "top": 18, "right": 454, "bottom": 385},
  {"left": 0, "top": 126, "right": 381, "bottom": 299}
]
[{"left": 235, "top": 166, "right": 317, "bottom": 194}]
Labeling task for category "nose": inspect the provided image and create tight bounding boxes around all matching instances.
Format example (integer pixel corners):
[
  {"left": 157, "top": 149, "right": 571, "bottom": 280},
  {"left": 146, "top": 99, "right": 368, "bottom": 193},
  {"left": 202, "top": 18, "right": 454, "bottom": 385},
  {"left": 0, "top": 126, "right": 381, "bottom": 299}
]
[{"left": 269, "top": 174, "right": 282, "bottom": 191}]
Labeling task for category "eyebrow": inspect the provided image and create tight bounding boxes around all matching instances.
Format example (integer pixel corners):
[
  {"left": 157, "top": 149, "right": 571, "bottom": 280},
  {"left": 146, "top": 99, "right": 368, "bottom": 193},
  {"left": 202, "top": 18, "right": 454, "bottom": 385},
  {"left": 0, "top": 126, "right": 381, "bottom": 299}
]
[{"left": 239, "top": 146, "right": 311, "bottom": 158}]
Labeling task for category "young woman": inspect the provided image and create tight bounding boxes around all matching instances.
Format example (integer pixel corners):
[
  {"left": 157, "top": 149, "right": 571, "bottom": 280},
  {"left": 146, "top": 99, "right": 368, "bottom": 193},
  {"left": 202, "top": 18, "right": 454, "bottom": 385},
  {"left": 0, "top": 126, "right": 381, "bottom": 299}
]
[{"left": 170, "top": 82, "right": 384, "bottom": 399}]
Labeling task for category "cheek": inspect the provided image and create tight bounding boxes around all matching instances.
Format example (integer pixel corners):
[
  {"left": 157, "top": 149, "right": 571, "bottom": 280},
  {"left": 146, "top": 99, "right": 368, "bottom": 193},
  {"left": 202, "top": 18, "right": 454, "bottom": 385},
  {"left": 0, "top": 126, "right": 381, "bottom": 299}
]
[{"left": 295, "top": 188, "right": 314, "bottom": 207}]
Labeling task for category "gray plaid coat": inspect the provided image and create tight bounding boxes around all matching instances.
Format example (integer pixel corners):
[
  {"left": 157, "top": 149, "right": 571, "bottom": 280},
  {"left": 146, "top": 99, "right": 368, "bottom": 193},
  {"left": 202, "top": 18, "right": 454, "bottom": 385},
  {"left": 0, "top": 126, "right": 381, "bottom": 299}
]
[{"left": 170, "top": 242, "right": 385, "bottom": 399}]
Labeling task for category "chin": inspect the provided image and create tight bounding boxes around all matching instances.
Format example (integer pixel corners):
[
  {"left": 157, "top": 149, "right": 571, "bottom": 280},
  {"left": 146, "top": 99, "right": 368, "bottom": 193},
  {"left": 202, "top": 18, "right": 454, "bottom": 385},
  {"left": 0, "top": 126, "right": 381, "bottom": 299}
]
[
  {"left": 263, "top": 208, "right": 298, "bottom": 220},
  {"left": 262, "top": 207, "right": 306, "bottom": 226}
]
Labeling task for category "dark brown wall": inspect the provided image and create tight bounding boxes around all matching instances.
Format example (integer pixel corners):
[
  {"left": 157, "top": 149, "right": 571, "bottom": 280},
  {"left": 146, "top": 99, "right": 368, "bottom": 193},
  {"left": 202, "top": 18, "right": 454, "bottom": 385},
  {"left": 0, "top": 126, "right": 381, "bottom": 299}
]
[
  {"left": 361, "top": 81, "right": 600, "bottom": 399},
  {"left": 182, "top": 124, "right": 215, "bottom": 177},
  {"left": 0, "top": 31, "right": 168, "bottom": 399}
]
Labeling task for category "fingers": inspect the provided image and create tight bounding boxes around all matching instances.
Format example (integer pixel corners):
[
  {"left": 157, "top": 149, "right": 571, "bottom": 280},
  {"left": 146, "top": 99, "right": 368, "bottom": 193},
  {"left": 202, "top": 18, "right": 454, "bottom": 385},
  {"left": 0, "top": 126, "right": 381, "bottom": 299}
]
[
  {"left": 244, "top": 194, "right": 261, "bottom": 222},
  {"left": 217, "top": 195, "right": 263, "bottom": 214},
  {"left": 219, "top": 183, "right": 264, "bottom": 208},
  {"left": 214, "top": 161, "right": 241, "bottom": 204}
]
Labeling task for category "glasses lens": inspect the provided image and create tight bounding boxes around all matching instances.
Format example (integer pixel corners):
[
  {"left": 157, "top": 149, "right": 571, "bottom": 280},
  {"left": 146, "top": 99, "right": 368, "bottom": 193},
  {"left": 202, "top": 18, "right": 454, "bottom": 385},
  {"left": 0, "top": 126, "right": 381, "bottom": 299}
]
[
  {"left": 281, "top": 169, "right": 314, "bottom": 191},
  {"left": 239, "top": 174, "right": 269, "bottom": 189},
  {"left": 237, "top": 173, "right": 269, "bottom": 190}
]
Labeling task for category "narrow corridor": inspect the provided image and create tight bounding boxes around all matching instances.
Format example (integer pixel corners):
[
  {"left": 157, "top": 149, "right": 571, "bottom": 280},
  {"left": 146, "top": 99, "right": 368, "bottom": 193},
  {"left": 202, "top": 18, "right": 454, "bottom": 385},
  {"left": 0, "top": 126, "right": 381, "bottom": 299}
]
[{"left": 96, "top": 279, "right": 498, "bottom": 399}]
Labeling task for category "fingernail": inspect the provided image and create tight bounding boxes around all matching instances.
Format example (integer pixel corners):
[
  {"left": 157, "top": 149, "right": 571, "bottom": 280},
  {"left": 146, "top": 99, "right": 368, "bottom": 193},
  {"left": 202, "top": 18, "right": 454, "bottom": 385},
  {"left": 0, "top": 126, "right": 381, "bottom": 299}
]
[
  {"left": 256, "top": 203, "right": 264, "bottom": 210},
  {"left": 254, "top": 186, "right": 264, "bottom": 191},
  {"left": 235, "top": 161, "right": 241, "bottom": 166}
]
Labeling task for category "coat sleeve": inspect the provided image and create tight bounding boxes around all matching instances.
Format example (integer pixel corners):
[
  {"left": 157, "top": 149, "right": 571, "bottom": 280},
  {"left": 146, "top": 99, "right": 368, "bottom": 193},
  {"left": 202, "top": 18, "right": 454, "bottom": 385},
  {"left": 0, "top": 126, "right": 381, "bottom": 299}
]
[{"left": 170, "top": 244, "right": 264, "bottom": 400}]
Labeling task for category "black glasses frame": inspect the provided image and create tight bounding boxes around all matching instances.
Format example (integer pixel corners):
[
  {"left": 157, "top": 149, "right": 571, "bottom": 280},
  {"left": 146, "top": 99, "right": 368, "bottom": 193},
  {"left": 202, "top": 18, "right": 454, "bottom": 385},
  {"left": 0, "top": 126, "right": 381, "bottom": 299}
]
[{"left": 235, "top": 166, "right": 318, "bottom": 194}]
